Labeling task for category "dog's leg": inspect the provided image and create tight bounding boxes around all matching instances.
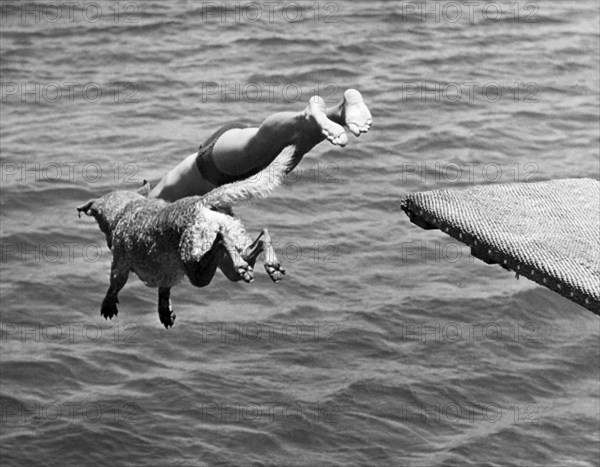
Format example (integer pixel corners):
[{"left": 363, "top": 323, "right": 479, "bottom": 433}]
[
  {"left": 218, "top": 226, "right": 255, "bottom": 283},
  {"left": 242, "top": 229, "right": 285, "bottom": 283},
  {"left": 101, "top": 261, "right": 130, "bottom": 320},
  {"left": 158, "top": 287, "right": 175, "bottom": 329},
  {"left": 218, "top": 229, "right": 285, "bottom": 283},
  {"left": 183, "top": 230, "right": 225, "bottom": 288},
  {"left": 182, "top": 227, "right": 253, "bottom": 286},
  {"left": 216, "top": 216, "right": 283, "bottom": 283}
]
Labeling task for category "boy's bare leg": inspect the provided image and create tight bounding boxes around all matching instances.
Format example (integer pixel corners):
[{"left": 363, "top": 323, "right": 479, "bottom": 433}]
[
  {"left": 149, "top": 89, "right": 372, "bottom": 201},
  {"left": 211, "top": 89, "right": 372, "bottom": 176}
]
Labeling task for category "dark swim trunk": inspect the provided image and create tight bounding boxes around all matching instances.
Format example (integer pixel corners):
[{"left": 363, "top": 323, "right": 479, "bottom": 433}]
[
  {"left": 195, "top": 121, "right": 257, "bottom": 186},
  {"left": 195, "top": 121, "right": 301, "bottom": 186}
]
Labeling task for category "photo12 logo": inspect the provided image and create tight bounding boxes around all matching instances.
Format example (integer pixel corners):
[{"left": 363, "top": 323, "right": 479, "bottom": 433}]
[
  {"left": 398, "top": 161, "right": 539, "bottom": 184},
  {"left": 197, "top": 321, "right": 341, "bottom": 344},
  {"left": 199, "top": 81, "right": 341, "bottom": 104},
  {"left": 399, "top": 321, "right": 552, "bottom": 344},
  {"left": 1, "top": 161, "right": 141, "bottom": 185},
  {"left": 1, "top": 242, "right": 103, "bottom": 264},
  {"left": 199, "top": 2, "right": 340, "bottom": 23},
  {"left": 1, "top": 322, "right": 139, "bottom": 344},
  {"left": 399, "top": 1, "right": 540, "bottom": 24},
  {"left": 399, "top": 401, "right": 540, "bottom": 424},
  {"left": 1, "top": 82, "right": 139, "bottom": 104},
  {"left": 399, "top": 82, "right": 540, "bottom": 104},
  {"left": 200, "top": 401, "right": 340, "bottom": 423},
  {"left": 0, "top": 401, "right": 139, "bottom": 424},
  {"left": 1, "top": 2, "right": 140, "bottom": 24}
]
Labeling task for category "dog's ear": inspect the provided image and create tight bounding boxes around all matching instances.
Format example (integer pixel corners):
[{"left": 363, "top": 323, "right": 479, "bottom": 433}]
[
  {"left": 136, "top": 180, "right": 151, "bottom": 198},
  {"left": 76, "top": 199, "right": 97, "bottom": 218}
]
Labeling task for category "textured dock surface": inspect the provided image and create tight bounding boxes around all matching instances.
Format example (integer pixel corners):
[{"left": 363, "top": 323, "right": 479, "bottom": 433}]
[{"left": 401, "top": 178, "right": 600, "bottom": 314}]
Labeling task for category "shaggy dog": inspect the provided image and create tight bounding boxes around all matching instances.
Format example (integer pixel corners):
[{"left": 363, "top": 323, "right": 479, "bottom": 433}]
[{"left": 78, "top": 146, "right": 294, "bottom": 328}]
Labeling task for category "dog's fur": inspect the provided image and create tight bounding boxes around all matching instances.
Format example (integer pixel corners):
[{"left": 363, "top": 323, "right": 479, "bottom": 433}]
[{"left": 78, "top": 146, "right": 295, "bottom": 328}]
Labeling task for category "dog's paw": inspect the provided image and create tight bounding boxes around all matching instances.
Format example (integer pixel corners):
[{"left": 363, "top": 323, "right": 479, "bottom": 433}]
[
  {"left": 101, "top": 298, "right": 119, "bottom": 320},
  {"left": 159, "top": 307, "right": 176, "bottom": 329},
  {"left": 265, "top": 262, "right": 286, "bottom": 283},
  {"left": 237, "top": 264, "right": 254, "bottom": 283}
]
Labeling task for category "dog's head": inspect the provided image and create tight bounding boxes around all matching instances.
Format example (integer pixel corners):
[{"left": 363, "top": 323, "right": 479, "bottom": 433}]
[{"left": 77, "top": 180, "right": 151, "bottom": 247}]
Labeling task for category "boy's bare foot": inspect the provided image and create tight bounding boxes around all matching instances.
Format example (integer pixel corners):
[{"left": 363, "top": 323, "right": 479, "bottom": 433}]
[
  {"left": 305, "top": 96, "right": 348, "bottom": 147},
  {"left": 342, "top": 89, "right": 372, "bottom": 137}
]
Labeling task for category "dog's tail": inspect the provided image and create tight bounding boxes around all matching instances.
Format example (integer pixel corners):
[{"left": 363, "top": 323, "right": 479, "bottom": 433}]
[{"left": 198, "top": 145, "right": 296, "bottom": 210}]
